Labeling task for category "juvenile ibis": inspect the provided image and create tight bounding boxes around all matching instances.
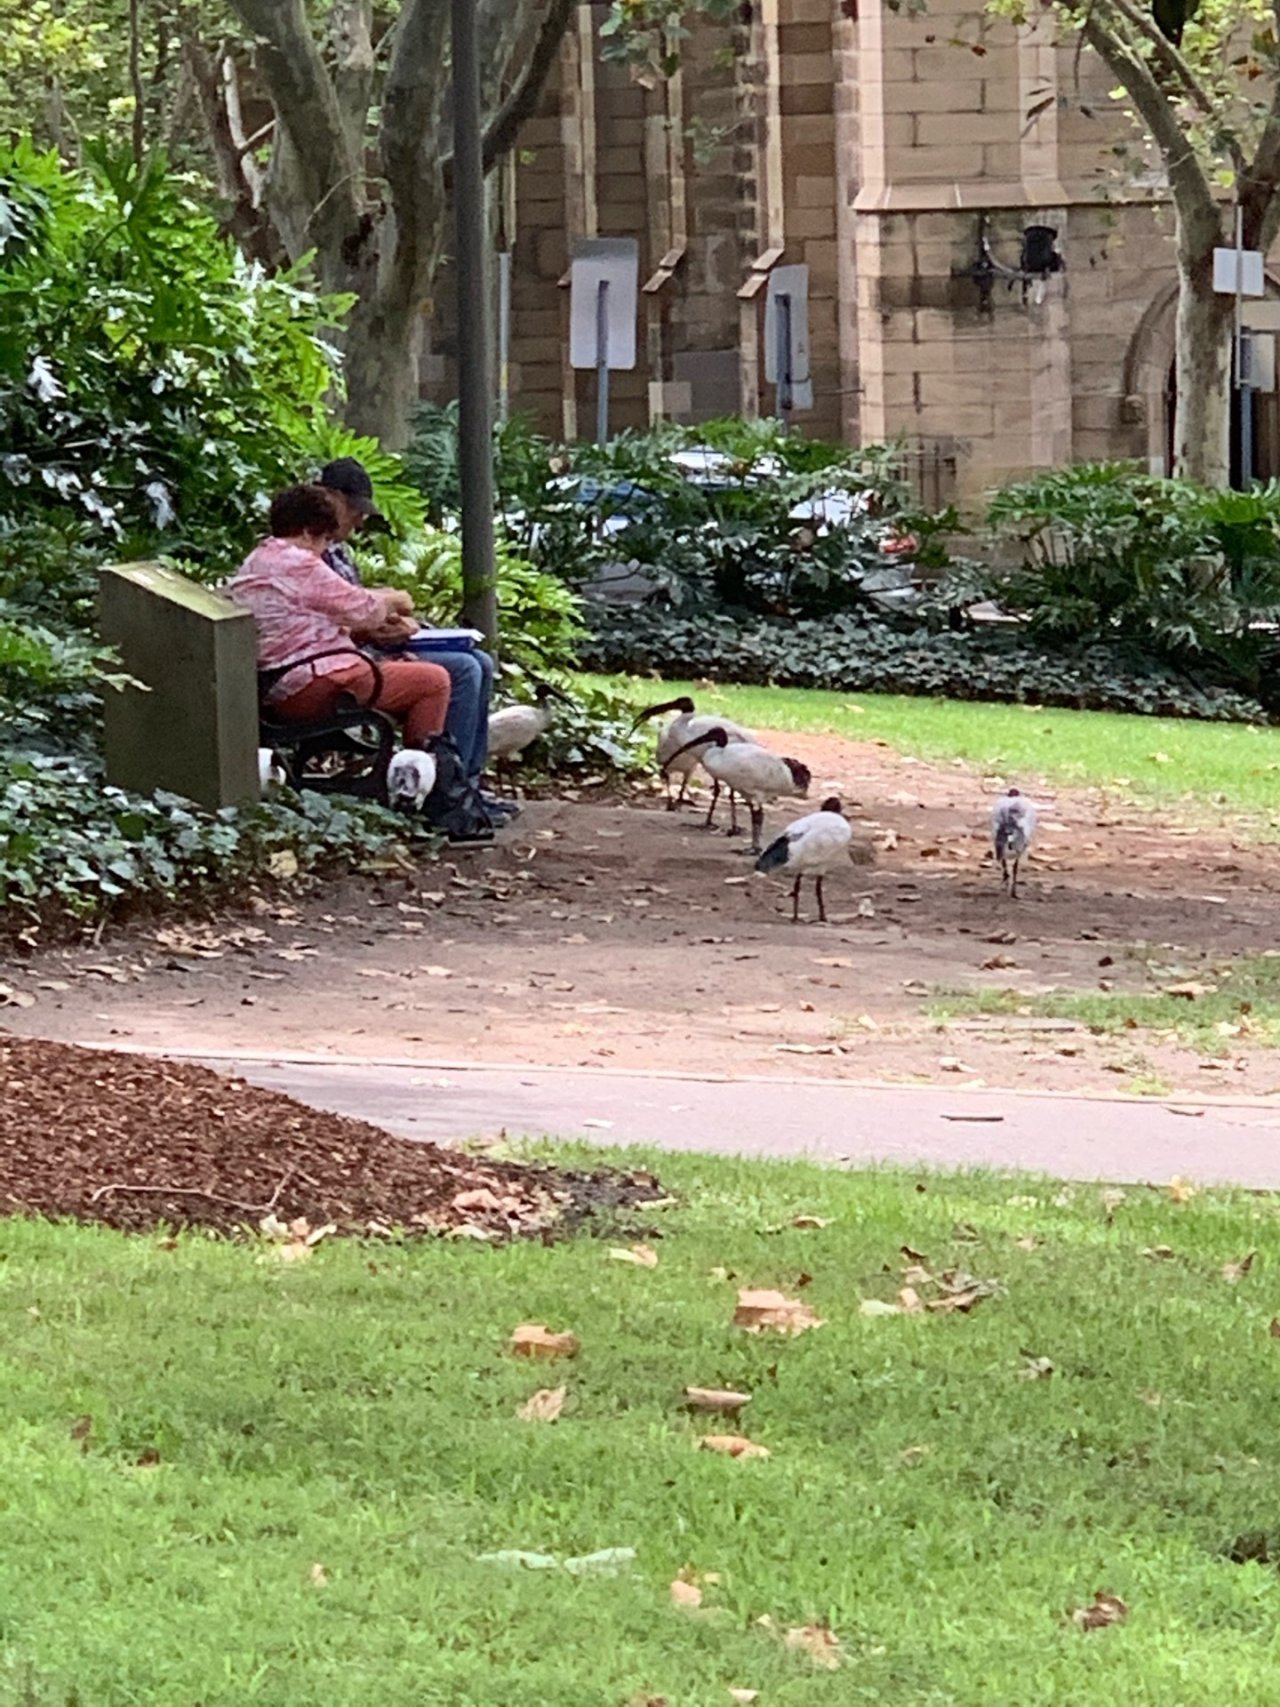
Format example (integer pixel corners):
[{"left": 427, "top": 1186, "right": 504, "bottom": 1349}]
[
  {"left": 754, "top": 796, "right": 853, "bottom": 923},
  {"left": 663, "top": 726, "right": 810, "bottom": 853},
  {"left": 992, "top": 787, "right": 1037, "bottom": 899},
  {"left": 630, "top": 695, "right": 756, "bottom": 811}
]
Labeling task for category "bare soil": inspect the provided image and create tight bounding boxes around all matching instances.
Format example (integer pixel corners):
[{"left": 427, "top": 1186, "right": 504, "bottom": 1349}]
[
  {"left": 3, "top": 729, "right": 1279, "bottom": 1098},
  {"left": 0, "top": 1035, "right": 661, "bottom": 1237}
]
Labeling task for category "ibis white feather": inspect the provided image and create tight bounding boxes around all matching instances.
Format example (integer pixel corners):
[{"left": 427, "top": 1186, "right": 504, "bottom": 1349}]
[
  {"left": 755, "top": 797, "right": 852, "bottom": 922},
  {"left": 487, "top": 684, "right": 561, "bottom": 765},
  {"left": 991, "top": 788, "right": 1037, "bottom": 898},
  {"left": 663, "top": 726, "right": 810, "bottom": 851},
  {"left": 631, "top": 695, "right": 755, "bottom": 810}
]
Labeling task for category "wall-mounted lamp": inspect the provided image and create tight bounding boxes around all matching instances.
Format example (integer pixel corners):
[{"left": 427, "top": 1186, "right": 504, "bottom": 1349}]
[{"left": 953, "top": 215, "right": 1064, "bottom": 313}]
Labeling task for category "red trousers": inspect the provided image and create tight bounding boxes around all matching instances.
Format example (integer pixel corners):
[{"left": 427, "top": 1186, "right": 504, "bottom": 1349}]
[{"left": 275, "top": 658, "right": 450, "bottom": 747}]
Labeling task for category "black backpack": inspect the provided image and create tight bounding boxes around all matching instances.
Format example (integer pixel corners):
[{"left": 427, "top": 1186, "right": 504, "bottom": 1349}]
[{"left": 417, "top": 733, "right": 494, "bottom": 842}]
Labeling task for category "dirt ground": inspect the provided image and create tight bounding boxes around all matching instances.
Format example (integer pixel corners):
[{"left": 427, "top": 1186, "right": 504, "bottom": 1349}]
[{"left": 3, "top": 728, "right": 1279, "bottom": 1098}]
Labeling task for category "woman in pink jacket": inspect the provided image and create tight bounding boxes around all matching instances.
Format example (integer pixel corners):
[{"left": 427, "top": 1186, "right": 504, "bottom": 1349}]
[{"left": 228, "top": 484, "right": 450, "bottom": 746}]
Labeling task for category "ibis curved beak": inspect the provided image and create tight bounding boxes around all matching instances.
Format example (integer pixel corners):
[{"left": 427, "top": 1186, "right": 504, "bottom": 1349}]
[{"left": 629, "top": 697, "right": 686, "bottom": 734}]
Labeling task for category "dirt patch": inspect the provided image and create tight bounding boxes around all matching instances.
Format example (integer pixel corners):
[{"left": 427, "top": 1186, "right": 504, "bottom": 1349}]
[
  {"left": 5, "top": 728, "right": 1280, "bottom": 1097},
  {"left": 0, "top": 1036, "right": 663, "bottom": 1238}
]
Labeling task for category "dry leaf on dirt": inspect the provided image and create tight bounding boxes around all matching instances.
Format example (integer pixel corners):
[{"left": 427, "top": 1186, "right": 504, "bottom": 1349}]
[
  {"left": 670, "top": 1577, "right": 703, "bottom": 1609},
  {"left": 733, "top": 1288, "right": 824, "bottom": 1336},
  {"left": 791, "top": 1215, "right": 833, "bottom": 1230},
  {"left": 1071, "top": 1590, "right": 1129, "bottom": 1631},
  {"left": 685, "top": 1386, "right": 752, "bottom": 1415},
  {"left": 1223, "top": 1252, "right": 1257, "bottom": 1284},
  {"left": 982, "top": 953, "right": 1019, "bottom": 971},
  {"left": 1164, "top": 981, "right": 1216, "bottom": 1000},
  {"left": 1168, "top": 1176, "right": 1198, "bottom": 1205},
  {"left": 453, "top": 1188, "right": 505, "bottom": 1214},
  {"left": 517, "top": 1386, "right": 567, "bottom": 1423},
  {"left": 609, "top": 1244, "right": 659, "bottom": 1268},
  {"left": 699, "top": 1434, "right": 770, "bottom": 1460},
  {"left": 509, "top": 1324, "right": 581, "bottom": 1360},
  {"left": 0, "top": 983, "right": 36, "bottom": 1009},
  {"left": 783, "top": 1624, "right": 845, "bottom": 1669}
]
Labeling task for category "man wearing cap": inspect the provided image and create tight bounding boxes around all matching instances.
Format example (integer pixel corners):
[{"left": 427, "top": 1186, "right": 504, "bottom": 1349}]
[{"left": 316, "top": 458, "right": 512, "bottom": 817}]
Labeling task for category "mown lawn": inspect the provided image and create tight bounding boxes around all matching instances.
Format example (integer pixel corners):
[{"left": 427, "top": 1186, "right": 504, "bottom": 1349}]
[
  {"left": 931, "top": 952, "right": 1280, "bottom": 1056},
  {"left": 5, "top": 1150, "right": 1280, "bottom": 1704},
  {"left": 593, "top": 674, "right": 1280, "bottom": 823}
]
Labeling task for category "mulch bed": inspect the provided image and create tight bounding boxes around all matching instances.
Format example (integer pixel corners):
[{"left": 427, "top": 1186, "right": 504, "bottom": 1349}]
[{"left": 0, "top": 1036, "right": 665, "bottom": 1240}]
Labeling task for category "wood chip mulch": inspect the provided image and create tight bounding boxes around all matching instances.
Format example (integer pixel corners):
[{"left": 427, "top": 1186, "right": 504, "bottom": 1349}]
[{"left": 0, "top": 1036, "right": 664, "bottom": 1240}]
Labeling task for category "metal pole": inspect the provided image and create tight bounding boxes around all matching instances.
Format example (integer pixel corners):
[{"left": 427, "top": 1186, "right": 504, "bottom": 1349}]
[
  {"left": 497, "top": 247, "right": 512, "bottom": 426},
  {"left": 452, "top": 0, "right": 498, "bottom": 646},
  {"left": 776, "top": 292, "right": 793, "bottom": 428},
  {"left": 595, "top": 278, "right": 610, "bottom": 446},
  {"left": 1233, "top": 204, "right": 1251, "bottom": 489}
]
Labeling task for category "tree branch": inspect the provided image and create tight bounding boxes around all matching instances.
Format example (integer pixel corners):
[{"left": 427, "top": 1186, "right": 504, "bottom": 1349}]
[
  {"left": 331, "top": 1, "right": 376, "bottom": 156},
  {"left": 223, "top": 0, "right": 365, "bottom": 278},
  {"left": 481, "top": 0, "right": 575, "bottom": 172},
  {"left": 183, "top": 36, "right": 280, "bottom": 267},
  {"left": 1081, "top": 13, "right": 1218, "bottom": 246},
  {"left": 1094, "top": 0, "right": 1226, "bottom": 142}
]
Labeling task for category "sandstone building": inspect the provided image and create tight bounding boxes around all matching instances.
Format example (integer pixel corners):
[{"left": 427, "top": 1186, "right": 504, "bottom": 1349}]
[{"left": 424, "top": 0, "right": 1280, "bottom": 507}]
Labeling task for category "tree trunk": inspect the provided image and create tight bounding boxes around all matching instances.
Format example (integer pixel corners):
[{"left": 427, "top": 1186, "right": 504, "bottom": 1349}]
[
  {"left": 342, "top": 288, "right": 424, "bottom": 449},
  {"left": 1172, "top": 236, "right": 1233, "bottom": 487}
]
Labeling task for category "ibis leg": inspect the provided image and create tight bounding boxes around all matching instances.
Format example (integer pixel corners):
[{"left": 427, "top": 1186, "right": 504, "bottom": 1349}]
[
  {"left": 1011, "top": 856, "right": 1020, "bottom": 901},
  {"left": 815, "top": 875, "right": 827, "bottom": 923},
  {"left": 704, "top": 780, "right": 720, "bottom": 829},
  {"left": 726, "top": 790, "right": 742, "bottom": 837},
  {"left": 790, "top": 876, "right": 802, "bottom": 923},
  {"left": 748, "top": 803, "right": 764, "bottom": 853}
]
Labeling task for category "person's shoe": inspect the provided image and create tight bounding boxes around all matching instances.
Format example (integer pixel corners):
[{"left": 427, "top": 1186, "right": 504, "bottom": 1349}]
[
  {"left": 481, "top": 794, "right": 521, "bottom": 821},
  {"left": 446, "top": 822, "right": 495, "bottom": 845}
]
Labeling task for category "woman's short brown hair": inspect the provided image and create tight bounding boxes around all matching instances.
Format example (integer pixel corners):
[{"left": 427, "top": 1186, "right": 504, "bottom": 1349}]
[{"left": 268, "top": 483, "right": 340, "bottom": 541}]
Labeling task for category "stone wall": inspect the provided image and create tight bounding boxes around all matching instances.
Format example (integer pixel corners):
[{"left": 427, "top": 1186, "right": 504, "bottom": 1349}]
[{"left": 421, "top": 1, "right": 1242, "bottom": 508}]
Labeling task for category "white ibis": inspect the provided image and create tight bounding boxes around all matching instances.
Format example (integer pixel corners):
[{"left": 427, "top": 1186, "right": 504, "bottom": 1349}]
[
  {"left": 663, "top": 726, "right": 810, "bottom": 853},
  {"left": 755, "top": 797, "right": 852, "bottom": 923},
  {"left": 991, "top": 788, "right": 1038, "bottom": 899},
  {"left": 486, "top": 683, "right": 568, "bottom": 790},
  {"left": 630, "top": 695, "right": 755, "bottom": 811},
  {"left": 387, "top": 748, "right": 437, "bottom": 813}
]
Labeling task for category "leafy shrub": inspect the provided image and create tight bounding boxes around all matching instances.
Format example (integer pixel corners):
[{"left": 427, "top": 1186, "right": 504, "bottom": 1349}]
[
  {"left": 0, "top": 748, "right": 411, "bottom": 934},
  {"left": 365, "top": 526, "right": 586, "bottom": 679},
  {"left": 984, "top": 464, "right": 1280, "bottom": 693},
  {"left": 0, "top": 140, "right": 347, "bottom": 570},
  {"left": 582, "top": 607, "right": 1265, "bottom": 723},
  {"left": 405, "top": 409, "right": 929, "bottom": 621}
]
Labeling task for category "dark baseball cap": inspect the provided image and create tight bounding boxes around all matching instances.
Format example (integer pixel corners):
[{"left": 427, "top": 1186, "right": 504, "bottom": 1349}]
[{"left": 318, "top": 457, "right": 385, "bottom": 526}]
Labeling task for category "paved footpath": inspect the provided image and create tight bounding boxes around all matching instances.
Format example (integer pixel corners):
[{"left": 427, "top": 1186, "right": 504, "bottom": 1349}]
[{"left": 137, "top": 1045, "right": 1280, "bottom": 1188}]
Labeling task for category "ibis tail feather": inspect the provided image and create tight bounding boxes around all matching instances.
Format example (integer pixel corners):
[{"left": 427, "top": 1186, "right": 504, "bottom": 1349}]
[{"left": 754, "top": 834, "right": 791, "bottom": 874}]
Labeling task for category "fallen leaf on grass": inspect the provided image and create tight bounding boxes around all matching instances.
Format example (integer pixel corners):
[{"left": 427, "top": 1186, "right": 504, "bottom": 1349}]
[
  {"left": 685, "top": 1386, "right": 752, "bottom": 1415},
  {"left": 1168, "top": 1176, "right": 1198, "bottom": 1205},
  {"left": 1021, "top": 1353, "right": 1055, "bottom": 1380},
  {"left": 1100, "top": 1188, "right": 1127, "bottom": 1220},
  {"left": 925, "top": 1288, "right": 990, "bottom": 1314},
  {"left": 791, "top": 1215, "right": 833, "bottom": 1230},
  {"left": 783, "top": 1624, "right": 845, "bottom": 1669},
  {"left": 517, "top": 1386, "right": 566, "bottom": 1423},
  {"left": 309, "top": 1562, "right": 329, "bottom": 1587},
  {"left": 860, "top": 1297, "right": 905, "bottom": 1318},
  {"left": 900, "top": 1444, "right": 931, "bottom": 1467},
  {"left": 898, "top": 1286, "right": 924, "bottom": 1314},
  {"left": 69, "top": 1415, "right": 92, "bottom": 1446},
  {"left": 670, "top": 1577, "right": 703, "bottom": 1609},
  {"left": 727, "top": 1691, "right": 759, "bottom": 1705},
  {"left": 733, "top": 1289, "right": 824, "bottom": 1336},
  {"left": 258, "top": 1214, "right": 335, "bottom": 1263},
  {"left": 1164, "top": 981, "right": 1216, "bottom": 1000},
  {"left": 699, "top": 1434, "right": 770, "bottom": 1460},
  {"left": 509, "top": 1324, "right": 581, "bottom": 1360},
  {"left": 1223, "top": 1251, "right": 1257, "bottom": 1284},
  {"left": 1141, "top": 1245, "right": 1177, "bottom": 1261},
  {"left": 609, "top": 1244, "right": 659, "bottom": 1268},
  {"left": 1071, "top": 1590, "right": 1129, "bottom": 1631},
  {"left": 1014, "top": 1236, "right": 1042, "bottom": 1252}
]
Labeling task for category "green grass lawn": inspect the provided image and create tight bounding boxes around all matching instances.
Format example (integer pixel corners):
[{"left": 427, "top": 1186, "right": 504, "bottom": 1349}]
[
  {"left": 7, "top": 1151, "right": 1280, "bottom": 1704},
  {"left": 931, "top": 952, "right": 1280, "bottom": 1058},
  {"left": 592, "top": 674, "right": 1280, "bottom": 822}
]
